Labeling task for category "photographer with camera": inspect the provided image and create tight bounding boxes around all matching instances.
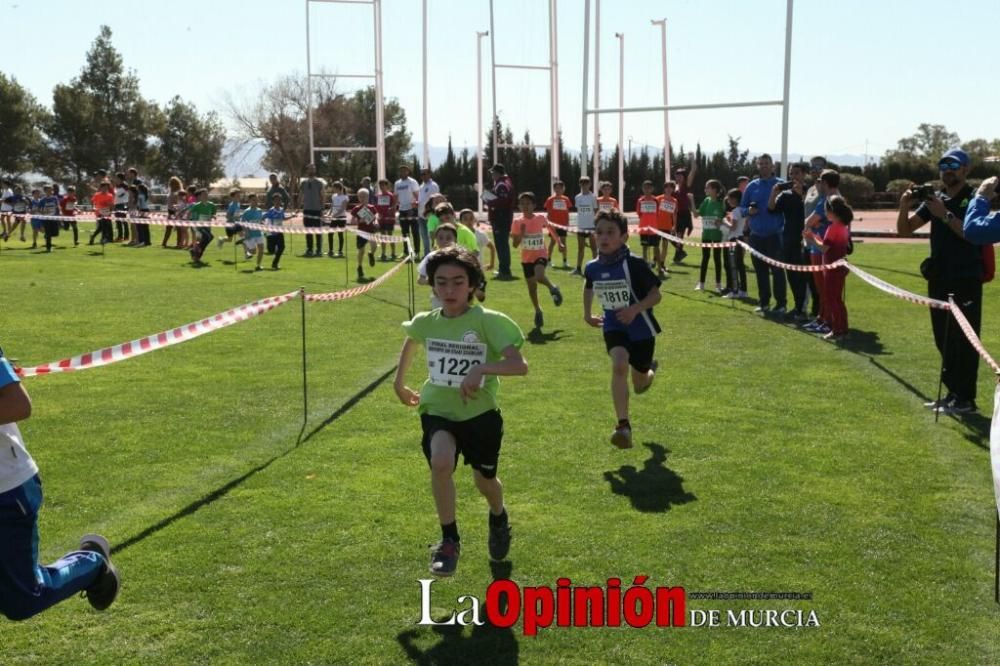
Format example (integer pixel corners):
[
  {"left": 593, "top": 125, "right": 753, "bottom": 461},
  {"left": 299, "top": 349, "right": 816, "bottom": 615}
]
[
  {"left": 768, "top": 162, "right": 809, "bottom": 319},
  {"left": 963, "top": 176, "right": 1000, "bottom": 244},
  {"left": 897, "top": 149, "right": 984, "bottom": 414}
]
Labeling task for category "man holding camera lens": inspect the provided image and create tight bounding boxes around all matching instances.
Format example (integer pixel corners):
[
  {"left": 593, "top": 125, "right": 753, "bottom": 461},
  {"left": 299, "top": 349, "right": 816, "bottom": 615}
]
[{"left": 897, "top": 149, "right": 984, "bottom": 414}]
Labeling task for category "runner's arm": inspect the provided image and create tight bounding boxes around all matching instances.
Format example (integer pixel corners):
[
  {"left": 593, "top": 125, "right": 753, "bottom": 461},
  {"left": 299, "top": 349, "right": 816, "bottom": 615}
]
[{"left": 393, "top": 337, "right": 421, "bottom": 406}]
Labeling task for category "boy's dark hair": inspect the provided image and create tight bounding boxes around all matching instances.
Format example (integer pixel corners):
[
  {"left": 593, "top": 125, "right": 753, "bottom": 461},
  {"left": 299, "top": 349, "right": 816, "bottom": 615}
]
[
  {"left": 791, "top": 162, "right": 809, "bottom": 173},
  {"left": 819, "top": 169, "right": 840, "bottom": 188},
  {"left": 759, "top": 153, "right": 773, "bottom": 162},
  {"left": 595, "top": 209, "right": 627, "bottom": 234},
  {"left": 642, "top": 180, "right": 653, "bottom": 187},
  {"left": 824, "top": 194, "right": 853, "bottom": 224},
  {"left": 434, "top": 222, "right": 459, "bottom": 239},
  {"left": 115, "top": 172, "right": 126, "bottom": 181},
  {"left": 518, "top": 191, "right": 535, "bottom": 203},
  {"left": 67, "top": 185, "right": 76, "bottom": 192},
  {"left": 705, "top": 179, "right": 724, "bottom": 198},
  {"left": 726, "top": 187, "right": 741, "bottom": 201},
  {"left": 458, "top": 208, "right": 475, "bottom": 220},
  {"left": 196, "top": 188, "right": 208, "bottom": 196},
  {"left": 579, "top": 176, "right": 591, "bottom": 185},
  {"left": 553, "top": 180, "right": 565, "bottom": 187},
  {"left": 600, "top": 180, "right": 612, "bottom": 189},
  {"left": 736, "top": 175, "right": 750, "bottom": 184},
  {"left": 663, "top": 180, "right": 677, "bottom": 189},
  {"left": 426, "top": 246, "right": 485, "bottom": 301},
  {"left": 332, "top": 180, "right": 344, "bottom": 190},
  {"left": 378, "top": 178, "right": 390, "bottom": 186},
  {"left": 248, "top": 192, "right": 258, "bottom": 199}
]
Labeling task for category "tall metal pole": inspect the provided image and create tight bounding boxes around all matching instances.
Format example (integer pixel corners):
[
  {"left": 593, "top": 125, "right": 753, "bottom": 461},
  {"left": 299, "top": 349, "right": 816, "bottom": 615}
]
[
  {"left": 581, "top": 0, "right": 591, "bottom": 174},
  {"left": 592, "top": 0, "right": 601, "bottom": 183},
  {"left": 305, "top": 0, "right": 315, "bottom": 165},
  {"left": 615, "top": 32, "right": 624, "bottom": 207},
  {"left": 477, "top": 30, "right": 489, "bottom": 215},
  {"left": 651, "top": 19, "right": 670, "bottom": 177},
  {"left": 422, "top": 0, "right": 430, "bottom": 169},
  {"left": 373, "top": 0, "right": 386, "bottom": 180},
  {"left": 489, "top": 0, "right": 499, "bottom": 165},
  {"left": 549, "top": 0, "right": 560, "bottom": 183},
  {"left": 779, "top": 0, "right": 794, "bottom": 178}
]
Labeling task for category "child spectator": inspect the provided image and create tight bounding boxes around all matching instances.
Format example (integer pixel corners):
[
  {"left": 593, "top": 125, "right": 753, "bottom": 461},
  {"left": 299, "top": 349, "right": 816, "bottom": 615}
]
[
  {"left": 417, "top": 222, "right": 461, "bottom": 309},
  {"left": 543, "top": 180, "right": 572, "bottom": 268},
  {"left": 512, "top": 192, "right": 564, "bottom": 329},
  {"left": 655, "top": 181, "right": 678, "bottom": 275},
  {"left": 583, "top": 209, "right": 662, "bottom": 449},
  {"left": 573, "top": 177, "right": 599, "bottom": 275},
  {"left": 597, "top": 180, "right": 619, "bottom": 214},
  {"left": 89, "top": 181, "right": 115, "bottom": 245},
  {"left": 188, "top": 189, "right": 217, "bottom": 264},
  {"left": 61, "top": 185, "right": 79, "bottom": 246},
  {"left": 351, "top": 188, "right": 379, "bottom": 281},
  {"left": 804, "top": 195, "right": 852, "bottom": 340},
  {"left": 636, "top": 180, "right": 661, "bottom": 270},
  {"left": 328, "top": 181, "right": 349, "bottom": 258},
  {"left": 38, "top": 186, "right": 61, "bottom": 253},
  {"left": 375, "top": 178, "right": 398, "bottom": 261},
  {"left": 113, "top": 173, "right": 129, "bottom": 243},
  {"left": 694, "top": 179, "right": 725, "bottom": 292},
  {"left": 0, "top": 346, "right": 121, "bottom": 620},
  {"left": 722, "top": 188, "right": 748, "bottom": 298}
]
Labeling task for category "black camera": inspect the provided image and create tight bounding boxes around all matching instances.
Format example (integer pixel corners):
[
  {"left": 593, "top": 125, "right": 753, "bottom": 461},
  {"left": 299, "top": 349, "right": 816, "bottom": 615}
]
[
  {"left": 776, "top": 181, "right": 795, "bottom": 192},
  {"left": 909, "top": 185, "right": 935, "bottom": 201}
]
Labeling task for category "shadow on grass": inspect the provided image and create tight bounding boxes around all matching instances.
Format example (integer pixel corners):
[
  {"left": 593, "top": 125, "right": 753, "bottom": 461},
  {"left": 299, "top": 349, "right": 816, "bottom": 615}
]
[
  {"left": 604, "top": 443, "right": 696, "bottom": 513},
  {"left": 948, "top": 411, "right": 991, "bottom": 451},
  {"left": 111, "top": 368, "right": 395, "bottom": 555},
  {"left": 362, "top": 292, "right": 410, "bottom": 311},
  {"left": 397, "top": 560, "right": 519, "bottom": 665},
  {"left": 526, "top": 328, "right": 566, "bottom": 345},
  {"left": 829, "top": 329, "right": 887, "bottom": 356}
]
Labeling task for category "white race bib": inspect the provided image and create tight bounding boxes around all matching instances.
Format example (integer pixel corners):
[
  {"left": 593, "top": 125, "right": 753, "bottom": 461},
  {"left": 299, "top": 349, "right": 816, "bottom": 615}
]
[
  {"left": 594, "top": 279, "right": 631, "bottom": 311},
  {"left": 659, "top": 200, "right": 676, "bottom": 213},
  {"left": 521, "top": 234, "right": 545, "bottom": 250},
  {"left": 552, "top": 199, "right": 567, "bottom": 211},
  {"left": 377, "top": 195, "right": 391, "bottom": 207},
  {"left": 639, "top": 201, "right": 657, "bottom": 214},
  {"left": 598, "top": 200, "right": 614, "bottom": 211},
  {"left": 358, "top": 207, "right": 375, "bottom": 223},
  {"left": 426, "top": 338, "right": 487, "bottom": 388}
]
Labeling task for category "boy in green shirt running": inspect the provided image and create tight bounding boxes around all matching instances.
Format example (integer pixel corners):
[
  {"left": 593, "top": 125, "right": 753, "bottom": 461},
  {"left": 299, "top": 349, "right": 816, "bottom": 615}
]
[
  {"left": 188, "top": 189, "right": 217, "bottom": 264},
  {"left": 394, "top": 247, "right": 527, "bottom": 576}
]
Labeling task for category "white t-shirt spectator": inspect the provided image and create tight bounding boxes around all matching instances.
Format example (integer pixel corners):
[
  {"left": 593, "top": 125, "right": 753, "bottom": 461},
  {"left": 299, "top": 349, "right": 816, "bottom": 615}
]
[
  {"left": 331, "top": 194, "right": 349, "bottom": 218},
  {"left": 394, "top": 177, "right": 420, "bottom": 211},
  {"left": 1, "top": 188, "right": 12, "bottom": 212},
  {"left": 575, "top": 193, "right": 598, "bottom": 231},
  {"left": 418, "top": 179, "right": 440, "bottom": 215}
]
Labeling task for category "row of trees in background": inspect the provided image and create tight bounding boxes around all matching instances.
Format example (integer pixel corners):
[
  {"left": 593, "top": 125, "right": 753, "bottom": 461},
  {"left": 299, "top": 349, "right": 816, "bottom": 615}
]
[
  {"left": 3, "top": 26, "right": 998, "bottom": 208},
  {"left": 0, "top": 26, "right": 225, "bottom": 195}
]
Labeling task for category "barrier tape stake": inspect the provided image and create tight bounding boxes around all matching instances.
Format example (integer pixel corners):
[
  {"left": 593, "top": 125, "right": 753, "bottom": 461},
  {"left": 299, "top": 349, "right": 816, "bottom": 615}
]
[
  {"left": 934, "top": 292, "right": 954, "bottom": 424},
  {"left": 993, "top": 511, "right": 999, "bottom": 604},
  {"left": 299, "top": 286, "right": 308, "bottom": 444}
]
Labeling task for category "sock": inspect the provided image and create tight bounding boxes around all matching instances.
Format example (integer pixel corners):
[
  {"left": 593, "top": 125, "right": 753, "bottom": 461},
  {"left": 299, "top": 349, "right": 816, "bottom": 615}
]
[
  {"left": 441, "top": 521, "right": 460, "bottom": 542},
  {"left": 489, "top": 508, "right": 508, "bottom": 527},
  {"left": 617, "top": 418, "right": 631, "bottom": 430}
]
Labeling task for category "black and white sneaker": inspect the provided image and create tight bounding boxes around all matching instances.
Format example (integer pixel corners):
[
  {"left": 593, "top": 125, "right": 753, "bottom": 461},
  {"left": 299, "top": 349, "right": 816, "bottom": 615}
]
[
  {"left": 923, "top": 394, "right": 954, "bottom": 410},
  {"left": 429, "top": 538, "right": 460, "bottom": 577},
  {"left": 488, "top": 519, "right": 511, "bottom": 561},
  {"left": 941, "top": 398, "right": 977, "bottom": 415},
  {"left": 79, "top": 534, "right": 120, "bottom": 611}
]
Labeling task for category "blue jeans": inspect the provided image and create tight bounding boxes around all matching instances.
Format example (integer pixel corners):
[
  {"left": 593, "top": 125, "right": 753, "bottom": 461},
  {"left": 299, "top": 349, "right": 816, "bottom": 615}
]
[
  {"left": 0, "top": 475, "right": 104, "bottom": 620},
  {"left": 417, "top": 218, "right": 431, "bottom": 258},
  {"left": 491, "top": 209, "right": 514, "bottom": 276},
  {"left": 749, "top": 234, "right": 787, "bottom": 308}
]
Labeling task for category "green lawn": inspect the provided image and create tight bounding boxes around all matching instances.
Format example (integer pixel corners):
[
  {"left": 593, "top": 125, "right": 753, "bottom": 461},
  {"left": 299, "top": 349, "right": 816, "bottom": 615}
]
[{"left": 0, "top": 229, "right": 997, "bottom": 665}]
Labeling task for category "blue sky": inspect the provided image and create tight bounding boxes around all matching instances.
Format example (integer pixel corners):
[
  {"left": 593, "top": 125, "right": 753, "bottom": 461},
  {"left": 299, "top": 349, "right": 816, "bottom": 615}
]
[{"left": 6, "top": 0, "right": 999, "bottom": 165}]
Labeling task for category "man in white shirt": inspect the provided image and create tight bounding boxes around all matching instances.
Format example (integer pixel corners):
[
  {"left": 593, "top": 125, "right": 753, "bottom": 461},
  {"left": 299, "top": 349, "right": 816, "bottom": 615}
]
[
  {"left": 394, "top": 165, "right": 421, "bottom": 256},
  {"left": 0, "top": 349, "right": 120, "bottom": 620},
  {"left": 417, "top": 168, "right": 440, "bottom": 258}
]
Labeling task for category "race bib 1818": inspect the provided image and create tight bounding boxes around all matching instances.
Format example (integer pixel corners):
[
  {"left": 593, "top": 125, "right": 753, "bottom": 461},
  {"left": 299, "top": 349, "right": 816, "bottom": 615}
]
[{"left": 594, "top": 280, "right": 631, "bottom": 311}]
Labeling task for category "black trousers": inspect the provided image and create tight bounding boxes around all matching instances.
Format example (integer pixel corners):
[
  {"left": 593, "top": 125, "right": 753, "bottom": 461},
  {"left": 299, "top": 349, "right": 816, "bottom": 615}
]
[
  {"left": 928, "top": 277, "right": 983, "bottom": 402},
  {"left": 304, "top": 210, "right": 322, "bottom": 253},
  {"left": 749, "top": 234, "right": 787, "bottom": 308},
  {"left": 270, "top": 233, "right": 285, "bottom": 268},
  {"left": 781, "top": 235, "right": 809, "bottom": 313}
]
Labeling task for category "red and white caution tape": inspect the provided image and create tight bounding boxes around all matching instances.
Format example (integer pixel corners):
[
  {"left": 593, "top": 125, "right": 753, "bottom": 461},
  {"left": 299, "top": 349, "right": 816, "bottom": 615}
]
[
  {"left": 655, "top": 229, "right": 737, "bottom": 249},
  {"left": 17, "top": 291, "right": 299, "bottom": 378},
  {"left": 737, "top": 239, "right": 847, "bottom": 272},
  {"left": 305, "top": 253, "right": 413, "bottom": 302},
  {"left": 845, "top": 264, "right": 951, "bottom": 310},
  {"left": 948, "top": 296, "right": 1000, "bottom": 374}
]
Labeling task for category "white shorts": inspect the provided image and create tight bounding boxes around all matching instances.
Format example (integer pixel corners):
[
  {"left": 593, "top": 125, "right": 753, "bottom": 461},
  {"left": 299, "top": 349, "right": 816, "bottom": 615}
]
[{"left": 244, "top": 236, "right": 265, "bottom": 251}]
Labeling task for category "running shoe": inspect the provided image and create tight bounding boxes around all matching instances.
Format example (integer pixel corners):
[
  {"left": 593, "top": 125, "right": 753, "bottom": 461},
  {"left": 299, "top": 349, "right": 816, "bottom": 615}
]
[
  {"left": 429, "top": 538, "right": 460, "bottom": 577},
  {"left": 78, "top": 534, "right": 120, "bottom": 611}
]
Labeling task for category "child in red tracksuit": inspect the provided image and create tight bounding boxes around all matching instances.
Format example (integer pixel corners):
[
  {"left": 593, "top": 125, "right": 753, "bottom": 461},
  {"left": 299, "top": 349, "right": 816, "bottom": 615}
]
[{"left": 805, "top": 195, "right": 852, "bottom": 341}]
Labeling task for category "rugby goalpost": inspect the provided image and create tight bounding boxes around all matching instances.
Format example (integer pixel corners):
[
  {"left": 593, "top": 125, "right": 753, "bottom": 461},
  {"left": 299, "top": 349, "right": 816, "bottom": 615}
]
[{"left": 581, "top": 0, "right": 795, "bottom": 182}]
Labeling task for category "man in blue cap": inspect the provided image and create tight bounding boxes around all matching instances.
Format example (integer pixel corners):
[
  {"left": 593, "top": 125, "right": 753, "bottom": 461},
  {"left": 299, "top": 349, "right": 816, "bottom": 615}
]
[{"left": 897, "top": 148, "right": 985, "bottom": 414}]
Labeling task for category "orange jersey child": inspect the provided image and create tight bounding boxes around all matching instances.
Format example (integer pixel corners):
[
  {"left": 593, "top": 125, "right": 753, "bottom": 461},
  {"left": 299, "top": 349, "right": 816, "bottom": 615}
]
[
  {"left": 512, "top": 191, "right": 564, "bottom": 330},
  {"left": 597, "top": 181, "right": 618, "bottom": 213}
]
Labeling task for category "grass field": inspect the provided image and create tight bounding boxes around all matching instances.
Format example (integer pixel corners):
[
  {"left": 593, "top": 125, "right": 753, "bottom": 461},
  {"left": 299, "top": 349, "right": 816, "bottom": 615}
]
[{"left": 0, "top": 228, "right": 998, "bottom": 665}]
